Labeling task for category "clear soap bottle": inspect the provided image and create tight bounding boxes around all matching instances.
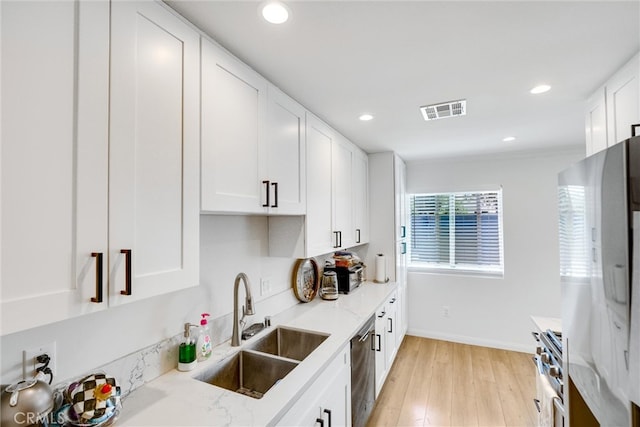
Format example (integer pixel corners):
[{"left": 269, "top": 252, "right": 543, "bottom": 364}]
[{"left": 197, "top": 313, "right": 212, "bottom": 361}]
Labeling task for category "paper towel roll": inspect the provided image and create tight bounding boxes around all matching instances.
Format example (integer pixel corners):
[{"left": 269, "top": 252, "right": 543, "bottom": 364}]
[{"left": 375, "top": 254, "right": 387, "bottom": 283}]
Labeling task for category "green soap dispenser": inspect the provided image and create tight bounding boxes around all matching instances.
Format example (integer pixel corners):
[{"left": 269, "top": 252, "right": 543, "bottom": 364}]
[{"left": 178, "top": 323, "right": 197, "bottom": 371}]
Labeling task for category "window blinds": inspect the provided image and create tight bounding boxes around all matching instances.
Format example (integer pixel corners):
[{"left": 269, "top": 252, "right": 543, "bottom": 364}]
[{"left": 410, "top": 191, "right": 503, "bottom": 272}]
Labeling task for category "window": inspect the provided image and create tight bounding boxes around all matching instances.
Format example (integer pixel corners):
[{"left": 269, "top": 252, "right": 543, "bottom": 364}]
[{"left": 409, "top": 190, "right": 504, "bottom": 275}]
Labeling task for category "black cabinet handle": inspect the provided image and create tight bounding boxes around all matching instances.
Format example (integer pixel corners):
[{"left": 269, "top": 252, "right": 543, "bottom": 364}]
[
  {"left": 371, "top": 333, "right": 376, "bottom": 351},
  {"left": 531, "top": 331, "right": 540, "bottom": 342},
  {"left": 376, "top": 334, "right": 382, "bottom": 351},
  {"left": 377, "top": 310, "right": 386, "bottom": 318},
  {"left": 338, "top": 231, "right": 342, "bottom": 247},
  {"left": 262, "top": 180, "right": 270, "bottom": 207},
  {"left": 356, "top": 228, "right": 361, "bottom": 244},
  {"left": 632, "top": 123, "right": 640, "bottom": 137},
  {"left": 400, "top": 225, "right": 406, "bottom": 238},
  {"left": 333, "top": 231, "right": 340, "bottom": 248},
  {"left": 388, "top": 318, "right": 393, "bottom": 333},
  {"left": 120, "top": 249, "right": 132, "bottom": 295},
  {"left": 316, "top": 418, "right": 324, "bottom": 427},
  {"left": 533, "top": 398, "right": 541, "bottom": 413},
  {"left": 90, "top": 252, "right": 103, "bottom": 303},
  {"left": 271, "top": 182, "right": 278, "bottom": 208},
  {"left": 323, "top": 409, "right": 332, "bottom": 427}
]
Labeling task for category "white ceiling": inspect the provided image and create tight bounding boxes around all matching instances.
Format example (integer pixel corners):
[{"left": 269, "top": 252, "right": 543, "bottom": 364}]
[{"left": 165, "top": 0, "right": 640, "bottom": 161}]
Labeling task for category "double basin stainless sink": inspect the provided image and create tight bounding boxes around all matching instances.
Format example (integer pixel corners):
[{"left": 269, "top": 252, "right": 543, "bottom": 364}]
[{"left": 193, "top": 326, "right": 329, "bottom": 399}]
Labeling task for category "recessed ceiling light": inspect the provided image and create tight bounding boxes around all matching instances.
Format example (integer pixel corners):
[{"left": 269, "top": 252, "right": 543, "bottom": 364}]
[
  {"left": 530, "top": 84, "right": 551, "bottom": 94},
  {"left": 359, "top": 114, "right": 374, "bottom": 121},
  {"left": 503, "top": 136, "right": 516, "bottom": 142},
  {"left": 260, "top": 1, "right": 290, "bottom": 24}
]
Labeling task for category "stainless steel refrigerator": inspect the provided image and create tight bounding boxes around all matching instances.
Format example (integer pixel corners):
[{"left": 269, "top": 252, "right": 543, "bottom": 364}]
[{"left": 558, "top": 134, "right": 640, "bottom": 426}]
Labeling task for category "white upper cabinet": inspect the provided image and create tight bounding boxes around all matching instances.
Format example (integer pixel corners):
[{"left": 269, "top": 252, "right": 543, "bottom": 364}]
[
  {"left": 305, "top": 114, "right": 335, "bottom": 256},
  {"left": 394, "top": 155, "right": 407, "bottom": 241},
  {"left": 353, "top": 148, "right": 370, "bottom": 245},
  {"left": 332, "top": 136, "right": 355, "bottom": 249},
  {"left": 1, "top": 0, "right": 110, "bottom": 335},
  {"left": 586, "top": 52, "right": 639, "bottom": 156},
  {"left": 270, "top": 113, "right": 369, "bottom": 258},
  {"left": 201, "top": 41, "right": 306, "bottom": 215},
  {"left": 606, "top": 53, "right": 639, "bottom": 145},
  {"left": 109, "top": 1, "right": 200, "bottom": 305},
  {"left": 265, "top": 85, "right": 306, "bottom": 215},
  {"left": 201, "top": 38, "right": 267, "bottom": 214},
  {"left": 1, "top": 0, "right": 200, "bottom": 335},
  {"left": 585, "top": 87, "right": 608, "bottom": 156}
]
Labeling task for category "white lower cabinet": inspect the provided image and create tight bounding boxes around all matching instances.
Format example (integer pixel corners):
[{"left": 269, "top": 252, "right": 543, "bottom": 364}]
[
  {"left": 277, "top": 344, "right": 351, "bottom": 427},
  {"left": 374, "top": 292, "right": 399, "bottom": 398}
]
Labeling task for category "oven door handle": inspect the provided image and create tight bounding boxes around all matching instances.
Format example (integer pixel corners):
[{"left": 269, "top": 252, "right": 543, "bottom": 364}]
[
  {"left": 533, "top": 355, "right": 544, "bottom": 375},
  {"left": 533, "top": 398, "right": 541, "bottom": 413},
  {"left": 552, "top": 397, "right": 565, "bottom": 416}
]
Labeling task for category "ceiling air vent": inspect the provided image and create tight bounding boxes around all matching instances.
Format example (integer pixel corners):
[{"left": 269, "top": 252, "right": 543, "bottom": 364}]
[{"left": 420, "top": 99, "right": 467, "bottom": 121}]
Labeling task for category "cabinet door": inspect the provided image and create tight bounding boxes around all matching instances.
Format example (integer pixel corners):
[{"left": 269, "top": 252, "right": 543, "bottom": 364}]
[
  {"left": 109, "top": 1, "right": 199, "bottom": 305},
  {"left": 332, "top": 137, "right": 354, "bottom": 249},
  {"left": 374, "top": 306, "right": 387, "bottom": 398},
  {"left": 585, "top": 87, "right": 608, "bottom": 156},
  {"left": 394, "top": 155, "right": 407, "bottom": 241},
  {"left": 306, "top": 114, "right": 335, "bottom": 256},
  {"left": 385, "top": 295, "right": 398, "bottom": 366},
  {"left": 396, "top": 241, "right": 408, "bottom": 342},
  {"left": 201, "top": 38, "right": 267, "bottom": 213},
  {"left": 277, "top": 345, "right": 351, "bottom": 427},
  {"left": 352, "top": 150, "right": 369, "bottom": 245},
  {"left": 1, "top": 0, "right": 109, "bottom": 335},
  {"left": 606, "top": 54, "right": 639, "bottom": 145},
  {"left": 319, "top": 360, "right": 352, "bottom": 427},
  {"left": 266, "top": 86, "right": 306, "bottom": 215}
]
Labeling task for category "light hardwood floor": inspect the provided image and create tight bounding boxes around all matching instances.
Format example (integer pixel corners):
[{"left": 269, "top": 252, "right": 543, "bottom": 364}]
[{"left": 367, "top": 335, "right": 537, "bottom": 427}]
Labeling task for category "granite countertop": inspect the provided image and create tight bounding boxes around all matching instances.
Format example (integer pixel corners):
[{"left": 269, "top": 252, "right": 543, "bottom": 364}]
[{"left": 118, "top": 281, "right": 398, "bottom": 427}]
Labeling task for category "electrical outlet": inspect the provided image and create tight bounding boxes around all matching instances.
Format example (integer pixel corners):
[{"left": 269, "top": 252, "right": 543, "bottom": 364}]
[
  {"left": 260, "top": 278, "right": 271, "bottom": 296},
  {"left": 442, "top": 306, "right": 450, "bottom": 318},
  {"left": 23, "top": 341, "right": 56, "bottom": 380}
]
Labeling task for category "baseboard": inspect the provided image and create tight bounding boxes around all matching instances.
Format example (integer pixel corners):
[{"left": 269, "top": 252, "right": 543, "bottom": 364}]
[{"left": 406, "top": 327, "right": 532, "bottom": 353}]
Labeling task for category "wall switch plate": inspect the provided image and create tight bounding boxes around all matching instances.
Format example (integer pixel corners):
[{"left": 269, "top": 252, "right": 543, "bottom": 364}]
[
  {"left": 260, "top": 278, "right": 271, "bottom": 296},
  {"left": 23, "top": 341, "right": 56, "bottom": 380}
]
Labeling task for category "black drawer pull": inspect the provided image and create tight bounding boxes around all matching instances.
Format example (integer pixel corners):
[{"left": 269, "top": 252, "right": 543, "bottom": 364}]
[
  {"left": 90, "top": 252, "right": 103, "bottom": 303},
  {"left": 120, "top": 249, "right": 132, "bottom": 295}
]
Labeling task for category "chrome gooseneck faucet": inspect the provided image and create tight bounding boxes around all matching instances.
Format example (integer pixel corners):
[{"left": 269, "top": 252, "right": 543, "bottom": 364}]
[{"left": 231, "top": 272, "right": 255, "bottom": 346}]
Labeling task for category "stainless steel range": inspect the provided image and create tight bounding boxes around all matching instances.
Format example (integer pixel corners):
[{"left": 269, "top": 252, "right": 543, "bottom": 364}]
[{"left": 532, "top": 328, "right": 565, "bottom": 426}]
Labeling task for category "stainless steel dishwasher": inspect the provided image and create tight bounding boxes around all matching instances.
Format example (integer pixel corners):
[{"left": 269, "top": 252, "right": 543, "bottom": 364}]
[{"left": 350, "top": 315, "right": 376, "bottom": 427}]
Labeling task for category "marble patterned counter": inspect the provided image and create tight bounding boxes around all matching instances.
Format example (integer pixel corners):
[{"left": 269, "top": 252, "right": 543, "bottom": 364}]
[{"left": 117, "top": 281, "right": 399, "bottom": 426}]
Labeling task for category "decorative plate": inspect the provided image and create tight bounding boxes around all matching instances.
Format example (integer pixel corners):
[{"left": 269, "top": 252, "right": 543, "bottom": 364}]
[{"left": 292, "top": 258, "right": 319, "bottom": 303}]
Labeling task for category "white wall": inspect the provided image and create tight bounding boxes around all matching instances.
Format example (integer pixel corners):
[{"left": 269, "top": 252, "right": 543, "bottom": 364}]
[
  {"left": 405, "top": 148, "right": 584, "bottom": 352},
  {"left": 0, "top": 215, "right": 300, "bottom": 385}
]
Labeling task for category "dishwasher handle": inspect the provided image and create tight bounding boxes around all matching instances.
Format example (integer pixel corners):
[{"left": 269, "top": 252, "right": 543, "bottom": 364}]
[{"left": 358, "top": 329, "right": 373, "bottom": 343}]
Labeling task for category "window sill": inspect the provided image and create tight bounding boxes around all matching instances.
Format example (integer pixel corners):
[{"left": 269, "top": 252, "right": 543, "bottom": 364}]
[{"left": 408, "top": 265, "right": 504, "bottom": 279}]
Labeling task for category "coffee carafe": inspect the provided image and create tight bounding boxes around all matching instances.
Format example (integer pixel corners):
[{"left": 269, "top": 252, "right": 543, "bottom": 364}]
[{"left": 320, "top": 270, "right": 339, "bottom": 300}]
